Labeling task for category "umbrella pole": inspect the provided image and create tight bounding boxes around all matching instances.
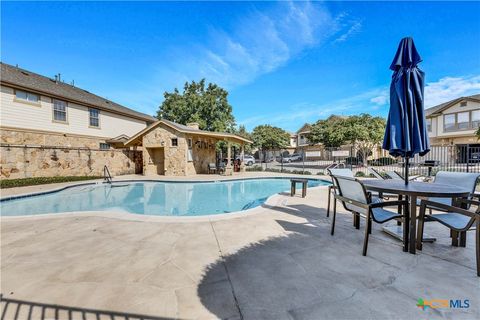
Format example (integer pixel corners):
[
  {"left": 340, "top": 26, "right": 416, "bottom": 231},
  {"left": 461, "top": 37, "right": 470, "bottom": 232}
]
[{"left": 404, "top": 157, "right": 409, "bottom": 185}]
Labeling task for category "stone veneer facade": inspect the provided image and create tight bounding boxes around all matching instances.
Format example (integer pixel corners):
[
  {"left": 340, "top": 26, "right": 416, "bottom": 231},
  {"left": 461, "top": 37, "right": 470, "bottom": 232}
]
[
  {"left": 142, "top": 123, "right": 218, "bottom": 176},
  {"left": 0, "top": 128, "right": 142, "bottom": 179}
]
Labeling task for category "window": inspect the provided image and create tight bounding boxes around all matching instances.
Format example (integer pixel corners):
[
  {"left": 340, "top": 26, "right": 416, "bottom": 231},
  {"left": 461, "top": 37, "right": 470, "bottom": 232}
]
[
  {"left": 444, "top": 114, "right": 456, "bottom": 132},
  {"left": 472, "top": 110, "right": 480, "bottom": 128},
  {"left": 89, "top": 108, "right": 100, "bottom": 127},
  {"left": 426, "top": 118, "right": 432, "bottom": 132},
  {"left": 460, "top": 101, "right": 467, "bottom": 107},
  {"left": 52, "top": 99, "right": 67, "bottom": 122},
  {"left": 15, "top": 90, "right": 39, "bottom": 103},
  {"left": 99, "top": 143, "right": 110, "bottom": 150},
  {"left": 457, "top": 112, "right": 470, "bottom": 130},
  {"left": 171, "top": 138, "right": 178, "bottom": 147}
]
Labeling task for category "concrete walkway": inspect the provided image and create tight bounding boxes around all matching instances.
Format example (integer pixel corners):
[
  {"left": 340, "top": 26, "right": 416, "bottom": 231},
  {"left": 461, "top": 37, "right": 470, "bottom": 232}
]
[{"left": 1, "top": 175, "right": 479, "bottom": 319}]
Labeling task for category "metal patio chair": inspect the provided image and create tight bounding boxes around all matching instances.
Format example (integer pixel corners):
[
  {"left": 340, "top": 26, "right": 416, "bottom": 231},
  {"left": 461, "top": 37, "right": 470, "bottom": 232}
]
[
  {"left": 417, "top": 171, "right": 480, "bottom": 211},
  {"left": 417, "top": 199, "right": 480, "bottom": 276},
  {"left": 208, "top": 163, "right": 217, "bottom": 174},
  {"left": 326, "top": 168, "right": 354, "bottom": 218},
  {"left": 330, "top": 175, "right": 408, "bottom": 255},
  {"left": 368, "top": 167, "right": 387, "bottom": 180}
]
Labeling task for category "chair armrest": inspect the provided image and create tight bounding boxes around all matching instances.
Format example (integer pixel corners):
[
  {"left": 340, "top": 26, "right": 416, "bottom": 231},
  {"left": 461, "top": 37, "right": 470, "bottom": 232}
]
[
  {"left": 454, "top": 197, "right": 480, "bottom": 210},
  {"left": 370, "top": 200, "right": 408, "bottom": 208},
  {"left": 419, "top": 199, "right": 477, "bottom": 218},
  {"left": 333, "top": 194, "right": 370, "bottom": 210}
]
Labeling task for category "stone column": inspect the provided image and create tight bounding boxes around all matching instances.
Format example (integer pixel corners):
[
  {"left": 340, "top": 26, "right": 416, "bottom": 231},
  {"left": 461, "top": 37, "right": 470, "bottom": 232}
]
[
  {"left": 240, "top": 143, "right": 246, "bottom": 173},
  {"left": 225, "top": 140, "right": 233, "bottom": 175}
]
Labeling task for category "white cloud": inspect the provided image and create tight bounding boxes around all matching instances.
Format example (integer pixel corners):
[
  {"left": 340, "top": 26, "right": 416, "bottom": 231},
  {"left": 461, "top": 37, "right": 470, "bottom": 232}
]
[
  {"left": 333, "top": 20, "right": 362, "bottom": 43},
  {"left": 424, "top": 75, "right": 480, "bottom": 107},
  {"left": 152, "top": 1, "right": 363, "bottom": 93},
  {"left": 370, "top": 93, "right": 388, "bottom": 106},
  {"left": 108, "top": 1, "right": 364, "bottom": 116}
]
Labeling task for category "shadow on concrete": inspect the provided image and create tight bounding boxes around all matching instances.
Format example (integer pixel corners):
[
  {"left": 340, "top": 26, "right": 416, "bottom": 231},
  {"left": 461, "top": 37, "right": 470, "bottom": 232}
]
[
  {"left": 197, "top": 203, "right": 478, "bottom": 319},
  {"left": 0, "top": 295, "right": 175, "bottom": 320}
]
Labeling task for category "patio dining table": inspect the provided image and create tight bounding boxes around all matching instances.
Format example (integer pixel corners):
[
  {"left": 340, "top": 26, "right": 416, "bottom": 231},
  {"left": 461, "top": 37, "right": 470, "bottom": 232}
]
[{"left": 363, "top": 179, "right": 470, "bottom": 254}]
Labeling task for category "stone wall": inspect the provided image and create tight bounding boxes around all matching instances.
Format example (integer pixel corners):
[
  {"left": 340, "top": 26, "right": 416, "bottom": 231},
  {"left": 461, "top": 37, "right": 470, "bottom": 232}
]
[
  {"left": 142, "top": 124, "right": 219, "bottom": 176},
  {"left": 142, "top": 124, "right": 188, "bottom": 176},
  {"left": 0, "top": 128, "right": 142, "bottom": 179},
  {"left": 1, "top": 128, "right": 110, "bottom": 149},
  {"left": 185, "top": 134, "right": 218, "bottom": 175},
  {"left": 0, "top": 145, "right": 142, "bottom": 179}
]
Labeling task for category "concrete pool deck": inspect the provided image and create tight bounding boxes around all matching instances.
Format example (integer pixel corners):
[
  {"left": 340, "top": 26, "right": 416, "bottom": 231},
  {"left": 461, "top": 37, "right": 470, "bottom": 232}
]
[{"left": 1, "top": 173, "right": 479, "bottom": 319}]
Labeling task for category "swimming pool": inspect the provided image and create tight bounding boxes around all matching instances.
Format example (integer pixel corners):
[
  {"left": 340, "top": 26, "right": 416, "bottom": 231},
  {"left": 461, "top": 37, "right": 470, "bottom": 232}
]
[{"left": 0, "top": 178, "right": 330, "bottom": 217}]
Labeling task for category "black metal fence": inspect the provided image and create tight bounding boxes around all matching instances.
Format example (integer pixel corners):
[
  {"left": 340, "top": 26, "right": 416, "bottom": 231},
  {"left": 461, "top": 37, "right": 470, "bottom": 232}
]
[{"left": 248, "top": 145, "right": 480, "bottom": 177}]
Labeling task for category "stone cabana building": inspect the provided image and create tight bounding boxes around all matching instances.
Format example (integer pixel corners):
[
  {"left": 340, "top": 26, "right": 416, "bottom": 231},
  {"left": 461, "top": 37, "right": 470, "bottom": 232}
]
[{"left": 124, "top": 120, "right": 251, "bottom": 176}]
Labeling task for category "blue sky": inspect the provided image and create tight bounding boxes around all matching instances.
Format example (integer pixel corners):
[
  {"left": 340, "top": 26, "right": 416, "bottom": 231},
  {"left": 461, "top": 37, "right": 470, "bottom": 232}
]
[{"left": 2, "top": 1, "right": 480, "bottom": 132}]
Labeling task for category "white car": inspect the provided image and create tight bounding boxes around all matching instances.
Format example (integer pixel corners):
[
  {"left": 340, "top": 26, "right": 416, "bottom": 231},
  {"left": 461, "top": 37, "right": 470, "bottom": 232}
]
[{"left": 237, "top": 155, "right": 256, "bottom": 166}]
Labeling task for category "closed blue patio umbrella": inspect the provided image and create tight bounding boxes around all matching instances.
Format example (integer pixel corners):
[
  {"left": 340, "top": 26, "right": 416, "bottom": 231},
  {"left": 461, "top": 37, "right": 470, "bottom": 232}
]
[{"left": 383, "top": 37, "right": 430, "bottom": 185}]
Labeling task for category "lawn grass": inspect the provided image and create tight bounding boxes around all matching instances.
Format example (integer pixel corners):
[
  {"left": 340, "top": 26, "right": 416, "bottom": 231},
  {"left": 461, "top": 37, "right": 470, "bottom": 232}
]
[{"left": 0, "top": 176, "right": 103, "bottom": 189}]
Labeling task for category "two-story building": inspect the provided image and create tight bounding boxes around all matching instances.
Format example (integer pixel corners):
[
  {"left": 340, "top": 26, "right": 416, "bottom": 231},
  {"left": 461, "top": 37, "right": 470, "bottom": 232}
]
[
  {"left": 0, "top": 62, "right": 156, "bottom": 179},
  {"left": 425, "top": 93, "right": 480, "bottom": 146},
  {"left": 0, "top": 62, "right": 251, "bottom": 178}
]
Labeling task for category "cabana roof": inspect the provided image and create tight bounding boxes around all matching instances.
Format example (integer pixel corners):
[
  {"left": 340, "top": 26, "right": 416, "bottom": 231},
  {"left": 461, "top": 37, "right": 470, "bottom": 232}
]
[{"left": 124, "top": 119, "right": 252, "bottom": 146}]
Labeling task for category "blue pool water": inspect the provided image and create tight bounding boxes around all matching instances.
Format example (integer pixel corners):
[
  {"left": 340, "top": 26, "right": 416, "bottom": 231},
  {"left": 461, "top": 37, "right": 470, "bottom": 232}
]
[{"left": 0, "top": 178, "right": 329, "bottom": 217}]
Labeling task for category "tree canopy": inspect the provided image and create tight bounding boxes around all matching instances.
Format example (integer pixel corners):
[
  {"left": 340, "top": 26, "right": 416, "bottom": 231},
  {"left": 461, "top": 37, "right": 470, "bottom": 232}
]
[
  {"left": 251, "top": 125, "right": 290, "bottom": 150},
  {"left": 308, "top": 115, "right": 348, "bottom": 148},
  {"left": 157, "top": 79, "right": 235, "bottom": 132},
  {"left": 307, "top": 114, "right": 386, "bottom": 161},
  {"left": 344, "top": 114, "right": 386, "bottom": 161}
]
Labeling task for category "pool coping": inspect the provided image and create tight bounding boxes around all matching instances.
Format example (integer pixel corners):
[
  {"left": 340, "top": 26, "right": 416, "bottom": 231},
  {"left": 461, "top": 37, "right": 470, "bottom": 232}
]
[{"left": 0, "top": 177, "right": 331, "bottom": 222}]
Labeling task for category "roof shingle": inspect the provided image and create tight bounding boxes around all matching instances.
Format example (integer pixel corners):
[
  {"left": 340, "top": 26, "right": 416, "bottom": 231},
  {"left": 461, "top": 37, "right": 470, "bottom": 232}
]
[{"left": 0, "top": 62, "right": 156, "bottom": 122}]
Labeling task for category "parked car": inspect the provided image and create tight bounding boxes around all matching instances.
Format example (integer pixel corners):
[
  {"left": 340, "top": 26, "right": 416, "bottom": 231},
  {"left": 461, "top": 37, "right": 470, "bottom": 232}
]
[
  {"left": 236, "top": 155, "right": 256, "bottom": 166},
  {"left": 281, "top": 153, "right": 303, "bottom": 163}
]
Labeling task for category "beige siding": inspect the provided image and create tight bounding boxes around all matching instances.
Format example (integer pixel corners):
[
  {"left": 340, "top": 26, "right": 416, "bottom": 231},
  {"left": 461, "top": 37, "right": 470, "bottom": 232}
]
[
  {"left": 0, "top": 85, "right": 148, "bottom": 139},
  {"left": 427, "top": 100, "right": 480, "bottom": 142}
]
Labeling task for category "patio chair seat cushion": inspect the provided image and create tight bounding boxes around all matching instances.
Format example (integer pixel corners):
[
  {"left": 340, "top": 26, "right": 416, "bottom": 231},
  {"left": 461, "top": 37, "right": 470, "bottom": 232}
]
[
  {"left": 371, "top": 207, "right": 401, "bottom": 223},
  {"left": 425, "top": 213, "right": 472, "bottom": 230},
  {"left": 416, "top": 197, "right": 452, "bottom": 209}
]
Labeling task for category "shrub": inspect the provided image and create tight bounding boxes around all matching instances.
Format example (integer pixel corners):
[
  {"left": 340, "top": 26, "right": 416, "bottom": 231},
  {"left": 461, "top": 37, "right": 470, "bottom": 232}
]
[
  {"left": 246, "top": 165, "right": 263, "bottom": 172},
  {"left": 0, "top": 176, "right": 103, "bottom": 189},
  {"left": 355, "top": 171, "right": 366, "bottom": 177}
]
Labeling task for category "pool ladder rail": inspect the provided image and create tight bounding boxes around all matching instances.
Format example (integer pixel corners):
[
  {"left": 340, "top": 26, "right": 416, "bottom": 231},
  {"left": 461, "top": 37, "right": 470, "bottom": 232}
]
[{"left": 103, "top": 165, "right": 113, "bottom": 184}]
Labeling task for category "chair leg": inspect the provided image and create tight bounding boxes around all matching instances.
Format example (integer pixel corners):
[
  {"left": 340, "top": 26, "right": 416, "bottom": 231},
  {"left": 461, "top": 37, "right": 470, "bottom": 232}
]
[
  {"left": 451, "top": 230, "right": 459, "bottom": 247},
  {"left": 460, "top": 231, "right": 467, "bottom": 247},
  {"left": 368, "top": 218, "right": 372, "bottom": 234},
  {"left": 403, "top": 202, "right": 409, "bottom": 252},
  {"left": 363, "top": 211, "right": 371, "bottom": 256},
  {"left": 327, "top": 186, "right": 331, "bottom": 217},
  {"left": 397, "top": 195, "right": 402, "bottom": 226},
  {"left": 476, "top": 218, "right": 479, "bottom": 277},
  {"left": 354, "top": 213, "right": 360, "bottom": 229},
  {"left": 330, "top": 196, "right": 337, "bottom": 236},
  {"left": 416, "top": 203, "right": 426, "bottom": 251}
]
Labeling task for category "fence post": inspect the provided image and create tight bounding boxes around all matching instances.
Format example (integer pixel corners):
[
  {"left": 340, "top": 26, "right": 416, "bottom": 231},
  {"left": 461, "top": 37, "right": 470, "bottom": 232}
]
[
  {"left": 302, "top": 147, "right": 305, "bottom": 174},
  {"left": 350, "top": 146, "right": 353, "bottom": 171},
  {"left": 466, "top": 144, "right": 470, "bottom": 173},
  {"left": 281, "top": 150, "right": 284, "bottom": 173}
]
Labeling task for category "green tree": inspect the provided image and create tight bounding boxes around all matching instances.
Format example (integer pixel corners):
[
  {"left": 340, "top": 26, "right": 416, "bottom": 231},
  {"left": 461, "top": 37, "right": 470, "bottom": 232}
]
[
  {"left": 157, "top": 79, "right": 235, "bottom": 132},
  {"left": 234, "top": 125, "right": 253, "bottom": 154},
  {"left": 476, "top": 127, "right": 480, "bottom": 139},
  {"left": 344, "top": 114, "right": 386, "bottom": 163},
  {"left": 308, "top": 115, "right": 348, "bottom": 147},
  {"left": 251, "top": 125, "right": 290, "bottom": 152}
]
